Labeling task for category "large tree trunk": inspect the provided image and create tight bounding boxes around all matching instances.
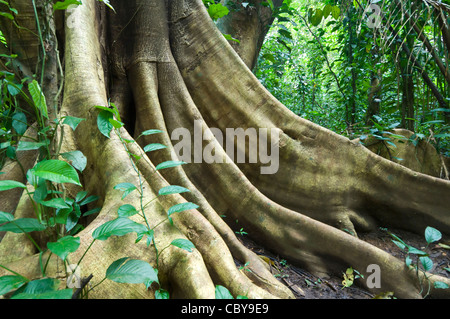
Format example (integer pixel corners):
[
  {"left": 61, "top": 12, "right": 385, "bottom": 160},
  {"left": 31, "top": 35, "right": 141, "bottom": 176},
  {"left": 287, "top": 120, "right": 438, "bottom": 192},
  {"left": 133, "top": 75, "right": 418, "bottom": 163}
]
[
  {"left": 1, "top": 0, "right": 450, "bottom": 300},
  {"left": 216, "top": 0, "right": 283, "bottom": 70}
]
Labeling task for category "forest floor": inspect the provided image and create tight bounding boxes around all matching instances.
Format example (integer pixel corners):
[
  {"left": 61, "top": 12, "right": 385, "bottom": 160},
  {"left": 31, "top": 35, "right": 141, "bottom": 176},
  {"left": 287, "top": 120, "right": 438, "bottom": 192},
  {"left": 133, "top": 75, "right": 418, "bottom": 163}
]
[{"left": 237, "top": 227, "right": 450, "bottom": 299}]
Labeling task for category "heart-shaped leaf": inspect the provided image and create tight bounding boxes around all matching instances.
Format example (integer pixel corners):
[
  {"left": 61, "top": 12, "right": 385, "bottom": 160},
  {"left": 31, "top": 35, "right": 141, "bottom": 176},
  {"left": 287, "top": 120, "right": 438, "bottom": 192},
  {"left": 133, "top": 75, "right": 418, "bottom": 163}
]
[
  {"left": 158, "top": 185, "right": 190, "bottom": 196},
  {"left": 97, "top": 110, "right": 114, "bottom": 138},
  {"left": 106, "top": 257, "right": 158, "bottom": 288},
  {"left": 0, "top": 218, "right": 46, "bottom": 233},
  {"left": 215, "top": 285, "right": 234, "bottom": 299},
  {"left": 28, "top": 80, "right": 48, "bottom": 119},
  {"left": 31, "top": 160, "right": 81, "bottom": 186},
  {"left": 143, "top": 143, "right": 167, "bottom": 153},
  {"left": 47, "top": 236, "right": 80, "bottom": 261},
  {"left": 425, "top": 227, "right": 442, "bottom": 244},
  {"left": 118, "top": 204, "right": 139, "bottom": 217},
  {"left": 62, "top": 116, "right": 85, "bottom": 131},
  {"left": 113, "top": 183, "right": 137, "bottom": 199},
  {"left": 155, "top": 161, "right": 186, "bottom": 171},
  {"left": 12, "top": 289, "right": 73, "bottom": 299},
  {"left": 170, "top": 238, "right": 195, "bottom": 252},
  {"left": 0, "top": 275, "right": 28, "bottom": 296},
  {"left": 0, "top": 180, "right": 26, "bottom": 191},
  {"left": 61, "top": 151, "right": 87, "bottom": 172},
  {"left": 0, "top": 211, "right": 14, "bottom": 223},
  {"left": 92, "top": 217, "right": 147, "bottom": 241},
  {"left": 167, "top": 202, "right": 199, "bottom": 216}
]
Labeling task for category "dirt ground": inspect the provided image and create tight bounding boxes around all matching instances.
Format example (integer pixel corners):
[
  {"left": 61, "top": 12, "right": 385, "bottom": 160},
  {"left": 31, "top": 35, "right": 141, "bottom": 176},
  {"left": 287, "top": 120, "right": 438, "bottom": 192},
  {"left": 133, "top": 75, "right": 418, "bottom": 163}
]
[{"left": 237, "top": 226, "right": 450, "bottom": 299}]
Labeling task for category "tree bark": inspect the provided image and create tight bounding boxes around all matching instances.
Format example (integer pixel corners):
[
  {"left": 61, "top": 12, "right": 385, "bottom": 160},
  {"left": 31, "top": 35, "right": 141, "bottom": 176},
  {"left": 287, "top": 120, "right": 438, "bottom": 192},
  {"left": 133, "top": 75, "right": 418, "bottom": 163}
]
[
  {"left": 1, "top": 0, "right": 450, "bottom": 300},
  {"left": 216, "top": 0, "right": 283, "bottom": 70}
]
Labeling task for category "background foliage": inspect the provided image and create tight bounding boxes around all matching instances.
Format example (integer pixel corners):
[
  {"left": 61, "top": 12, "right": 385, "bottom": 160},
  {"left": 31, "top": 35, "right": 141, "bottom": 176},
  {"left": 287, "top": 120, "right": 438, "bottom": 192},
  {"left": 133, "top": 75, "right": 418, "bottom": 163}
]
[{"left": 254, "top": 0, "right": 450, "bottom": 157}]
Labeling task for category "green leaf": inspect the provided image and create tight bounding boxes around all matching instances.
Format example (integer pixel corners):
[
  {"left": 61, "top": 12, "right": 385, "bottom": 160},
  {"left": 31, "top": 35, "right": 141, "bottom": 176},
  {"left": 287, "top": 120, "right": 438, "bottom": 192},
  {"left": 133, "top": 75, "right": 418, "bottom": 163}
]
[
  {"left": 62, "top": 116, "right": 85, "bottom": 131},
  {"left": 435, "top": 133, "right": 450, "bottom": 139},
  {"left": 32, "top": 160, "right": 81, "bottom": 186},
  {"left": 155, "top": 289, "right": 170, "bottom": 299},
  {"left": 106, "top": 257, "right": 158, "bottom": 288},
  {"left": 109, "top": 118, "right": 124, "bottom": 129},
  {"left": 331, "top": 5, "right": 340, "bottom": 19},
  {"left": 7, "top": 82, "right": 22, "bottom": 96},
  {"left": 407, "top": 246, "right": 427, "bottom": 256},
  {"left": 66, "top": 210, "right": 81, "bottom": 232},
  {"left": 223, "top": 33, "right": 240, "bottom": 43},
  {"left": 61, "top": 151, "right": 87, "bottom": 172},
  {"left": 18, "top": 278, "right": 59, "bottom": 295},
  {"left": 47, "top": 236, "right": 80, "bottom": 261},
  {"left": 419, "top": 256, "right": 433, "bottom": 272},
  {"left": 12, "top": 289, "right": 73, "bottom": 299},
  {"left": 0, "top": 218, "right": 46, "bottom": 233},
  {"left": 93, "top": 105, "right": 115, "bottom": 113},
  {"left": 0, "top": 11, "right": 14, "bottom": 20},
  {"left": 167, "top": 202, "right": 199, "bottom": 217},
  {"left": 12, "top": 112, "right": 27, "bottom": 135},
  {"left": 139, "top": 129, "right": 163, "bottom": 137},
  {"left": 155, "top": 160, "right": 186, "bottom": 171},
  {"left": 430, "top": 108, "right": 450, "bottom": 113},
  {"left": 434, "top": 281, "right": 450, "bottom": 289},
  {"left": 0, "top": 180, "right": 27, "bottom": 191},
  {"left": 83, "top": 207, "right": 101, "bottom": 217},
  {"left": 171, "top": 238, "right": 195, "bottom": 252},
  {"left": 0, "top": 211, "right": 14, "bottom": 223},
  {"left": 17, "top": 141, "right": 48, "bottom": 151},
  {"left": 207, "top": 3, "right": 229, "bottom": 20},
  {"left": 28, "top": 80, "right": 48, "bottom": 119},
  {"left": 118, "top": 204, "right": 139, "bottom": 217},
  {"left": 55, "top": 207, "right": 73, "bottom": 224},
  {"left": 53, "top": 0, "right": 81, "bottom": 10},
  {"left": 262, "top": 53, "right": 276, "bottom": 63},
  {"left": 143, "top": 143, "right": 167, "bottom": 153},
  {"left": 75, "top": 191, "right": 88, "bottom": 203},
  {"left": 158, "top": 185, "right": 190, "bottom": 196},
  {"left": 113, "top": 183, "right": 137, "bottom": 199},
  {"left": 6, "top": 145, "right": 16, "bottom": 159},
  {"left": 39, "top": 197, "right": 70, "bottom": 209},
  {"left": 135, "top": 229, "right": 154, "bottom": 245},
  {"left": 215, "top": 285, "right": 234, "bottom": 299},
  {"left": 97, "top": 110, "right": 114, "bottom": 138},
  {"left": 79, "top": 195, "right": 99, "bottom": 206},
  {"left": 405, "top": 255, "right": 413, "bottom": 267},
  {"left": 323, "top": 4, "right": 332, "bottom": 18},
  {"left": 309, "top": 9, "right": 323, "bottom": 26},
  {"left": 425, "top": 227, "right": 442, "bottom": 244},
  {"left": 92, "top": 217, "right": 147, "bottom": 241},
  {"left": 0, "top": 275, "right": 28, "bottom": 296}
]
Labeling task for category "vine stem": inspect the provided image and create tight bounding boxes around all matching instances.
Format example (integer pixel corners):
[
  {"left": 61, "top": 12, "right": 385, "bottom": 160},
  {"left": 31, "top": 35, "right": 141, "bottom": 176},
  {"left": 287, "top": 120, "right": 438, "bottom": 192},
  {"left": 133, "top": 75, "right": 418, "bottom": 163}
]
[
  {"left": 31, "top": 0, "right": 46, "bottom": 87},
  {"left": 0, "top": 264, "right": 29, "bottom": 281}
]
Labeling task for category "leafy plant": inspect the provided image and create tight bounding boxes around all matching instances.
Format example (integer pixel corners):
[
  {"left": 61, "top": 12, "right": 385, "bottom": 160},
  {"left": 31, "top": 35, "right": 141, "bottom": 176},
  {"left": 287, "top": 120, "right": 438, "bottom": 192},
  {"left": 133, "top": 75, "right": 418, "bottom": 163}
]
[
  {"left": 341, "top": 267, "right": 363, "bottom": 289},
  {"left": 215, "top": 285, "right": 248, "bottom": 299},
  {"left": 0, "top": 4, "right": 198, "bottom": 299},
  {"left": 383, "top": 226, "right": 450, "bottom": 297}
]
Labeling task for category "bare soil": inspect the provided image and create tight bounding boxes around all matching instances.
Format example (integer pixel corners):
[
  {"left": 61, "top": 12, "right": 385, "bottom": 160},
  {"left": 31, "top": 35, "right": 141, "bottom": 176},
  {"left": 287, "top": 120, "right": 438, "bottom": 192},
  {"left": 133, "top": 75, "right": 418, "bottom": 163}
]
[{"left": 237, "top": 226, "right": 450, "bottom": 299}]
